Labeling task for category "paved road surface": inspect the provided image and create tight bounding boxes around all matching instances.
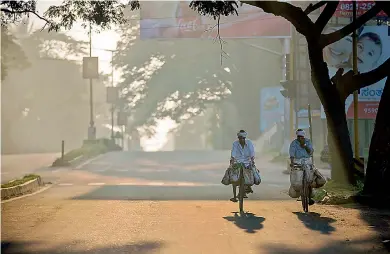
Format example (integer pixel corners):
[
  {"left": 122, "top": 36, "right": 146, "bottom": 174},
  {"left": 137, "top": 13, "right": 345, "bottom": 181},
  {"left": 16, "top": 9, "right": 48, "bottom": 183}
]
[
  {"left": 2, "top": 151, "right": 388, "bottom": 253},
  {"left": 1, "top": 153, "right": 59, "bottom": 184}
]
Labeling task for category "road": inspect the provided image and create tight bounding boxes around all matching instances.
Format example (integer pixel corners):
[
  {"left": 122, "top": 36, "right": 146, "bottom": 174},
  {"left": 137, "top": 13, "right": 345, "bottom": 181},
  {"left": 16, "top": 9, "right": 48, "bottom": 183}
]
[
  {"left": 1, "top": 153, "right": 60, "bottom": 184},
  {"left": 2, "top": 151, "right": 388, "bottom": 253}
]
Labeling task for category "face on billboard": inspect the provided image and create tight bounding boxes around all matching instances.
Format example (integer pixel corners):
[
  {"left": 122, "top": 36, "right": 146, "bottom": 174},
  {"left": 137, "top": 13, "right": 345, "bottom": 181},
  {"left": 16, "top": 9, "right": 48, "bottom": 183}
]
[
  {"left": 357, "top": 32, "right": 383, "bottom": 72},
  {"left": 323, "top": 27, "right": 353, "bottom": 68}
]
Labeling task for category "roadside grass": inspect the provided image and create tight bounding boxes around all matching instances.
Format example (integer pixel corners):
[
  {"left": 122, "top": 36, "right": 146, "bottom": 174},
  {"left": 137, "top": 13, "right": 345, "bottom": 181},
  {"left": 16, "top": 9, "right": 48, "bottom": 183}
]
[
  {"left": 1, "top": 174, "right": 40, "bottom": 188},
  {"left": 313, "top": 180, "right": 364, "bottom": 205}
]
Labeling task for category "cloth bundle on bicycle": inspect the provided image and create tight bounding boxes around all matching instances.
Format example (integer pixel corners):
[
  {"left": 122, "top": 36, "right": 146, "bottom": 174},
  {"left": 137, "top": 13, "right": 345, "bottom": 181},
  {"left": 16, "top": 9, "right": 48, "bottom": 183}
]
[
  {"left": 289, "top": 165, "right": 327, "bottom": 190},
  {"left": 221, "top": 163, "right": 261, "bottom": 186},
  {"left": 288, "top": 164, "right": 327, "bottom": 198}
]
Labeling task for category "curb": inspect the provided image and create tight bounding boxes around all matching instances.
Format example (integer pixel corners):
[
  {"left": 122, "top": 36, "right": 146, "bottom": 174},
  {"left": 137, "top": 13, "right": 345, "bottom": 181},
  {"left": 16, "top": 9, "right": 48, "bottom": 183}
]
[
  {"left": 1, "top": 177, "right": 44, "bottom": 200},
  {"left": 1, "top": 184, "right": 53, "bottom": 204}
]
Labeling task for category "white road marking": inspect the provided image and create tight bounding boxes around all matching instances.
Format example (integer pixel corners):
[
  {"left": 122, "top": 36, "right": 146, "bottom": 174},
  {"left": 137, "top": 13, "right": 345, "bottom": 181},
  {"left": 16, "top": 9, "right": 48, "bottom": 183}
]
[
  {"left": 177, "top": 182, "right": 196, "bottom": 186},
  {"left": 147, "top": 182, "right": 165, "bottom": 186},
  {"left": 118, "top": 182, "right": 137, "bottom": 185},
  {"left": 88, "top": 182, "right": 106, "bottom": 186},
  {"left": 93, "top": 169, "right": 107, "bottom": 172},
  {"left": 58, "top": 183, "right": 74, "bottom": 186},
  {"left": 75, "top": 154, "right": 105, "bottom": 170}
]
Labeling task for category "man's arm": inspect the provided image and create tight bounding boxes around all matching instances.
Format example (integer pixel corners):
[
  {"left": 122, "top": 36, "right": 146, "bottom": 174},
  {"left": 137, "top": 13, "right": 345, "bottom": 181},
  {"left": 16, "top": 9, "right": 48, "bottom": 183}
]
[
  {"left": 230, "top": 142, "right": 237, "bottom": 164},
  {"left": 289, "top": 141, "right": 295, "bottom": 165},
  {"left": 249, "top": 140, "right": 255, "bottom": 164},
  {"left": 305, "top": 139, "right": 314, "bottom": 155}
]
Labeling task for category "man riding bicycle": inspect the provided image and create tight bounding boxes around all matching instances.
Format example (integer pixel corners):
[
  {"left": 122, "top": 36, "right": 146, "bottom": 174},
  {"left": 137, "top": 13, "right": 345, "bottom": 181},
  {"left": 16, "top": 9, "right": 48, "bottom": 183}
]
[
  {"left": 229, "top": 130, "right": 255, "bottom": 202},
  {"left": 289, "top": 129, "right": 315, "bottom": 206}
]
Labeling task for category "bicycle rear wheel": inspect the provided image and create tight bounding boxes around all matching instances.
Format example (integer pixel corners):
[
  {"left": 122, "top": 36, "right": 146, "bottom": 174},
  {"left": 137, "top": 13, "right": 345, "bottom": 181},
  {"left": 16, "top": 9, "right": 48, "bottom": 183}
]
[
  {"left": 239, "top": 166, "right": 245, "bottom": 215},
  {"left": 301, "top": 170, "right": 309, "bottom": 213}
]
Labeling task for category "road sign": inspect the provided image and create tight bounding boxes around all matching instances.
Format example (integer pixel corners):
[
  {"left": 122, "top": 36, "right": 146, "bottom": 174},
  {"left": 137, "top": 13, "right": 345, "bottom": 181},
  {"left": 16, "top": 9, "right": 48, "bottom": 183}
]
[
  {"left": 117, "top": 111, "right": 127, "bottom": 126},
  {"left": 83, "top": 57, "right": 99, "bottom": 79},
  {"left": 107, "top": 87, "right": 119, "bottom": 104}
]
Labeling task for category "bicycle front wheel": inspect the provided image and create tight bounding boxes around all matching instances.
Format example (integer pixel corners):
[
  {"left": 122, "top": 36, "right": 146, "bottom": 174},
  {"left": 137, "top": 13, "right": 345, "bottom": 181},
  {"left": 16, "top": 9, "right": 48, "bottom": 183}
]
[
  {"left": 239, "top": 167, "right": 245, "bottom": 215},
  {"left": 301, "top": 170, "right": 309, "bottom": 213}
]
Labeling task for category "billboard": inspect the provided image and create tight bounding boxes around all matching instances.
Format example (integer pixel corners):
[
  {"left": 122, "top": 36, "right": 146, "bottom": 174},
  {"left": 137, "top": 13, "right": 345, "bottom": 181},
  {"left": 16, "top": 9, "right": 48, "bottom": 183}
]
[
  {"left": 140, "top": 1, "right": 291, "bottom": 39},
  {"left": 324, "top": 1, "right": 388, "bottom": 18},
  {"left": 260, "top": 86, "right": 285, "bottom": 133},
  {"left": 321, "top": 25, "right": 389, "bottom": 120}
]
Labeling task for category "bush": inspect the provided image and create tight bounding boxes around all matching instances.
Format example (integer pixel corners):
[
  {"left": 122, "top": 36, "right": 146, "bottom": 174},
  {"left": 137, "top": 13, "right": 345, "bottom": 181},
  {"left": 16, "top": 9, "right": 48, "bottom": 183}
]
[
  {"left": 1, "top": 174, "right": 40, "bottom": 188},
  {"left": 313, "top": 179, "right": 364, "bottom": 205}
]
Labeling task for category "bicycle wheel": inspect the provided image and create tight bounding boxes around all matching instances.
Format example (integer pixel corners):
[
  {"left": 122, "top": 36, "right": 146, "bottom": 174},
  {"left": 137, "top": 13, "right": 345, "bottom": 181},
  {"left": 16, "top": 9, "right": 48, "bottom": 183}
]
[
  {"left": 239, "top": 166, "right": 245, "bottom": 215},
  {"left": 301, "top": 170, "right": 309, "bottom": 213}
]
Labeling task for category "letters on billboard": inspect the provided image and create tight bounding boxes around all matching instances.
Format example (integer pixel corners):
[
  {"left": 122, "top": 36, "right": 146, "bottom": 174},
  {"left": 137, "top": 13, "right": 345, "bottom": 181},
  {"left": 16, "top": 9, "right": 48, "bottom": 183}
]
[{"left": 140, "top": 1, "right": 291, "bottom": 39}]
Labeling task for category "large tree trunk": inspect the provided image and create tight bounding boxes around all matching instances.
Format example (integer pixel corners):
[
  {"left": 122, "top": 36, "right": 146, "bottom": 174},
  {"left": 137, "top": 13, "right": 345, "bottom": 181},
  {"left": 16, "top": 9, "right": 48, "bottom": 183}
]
[
  {"left": 363, "top": 78, "right": 390, "bottom": 202},
  {"left": 307, "top": 40, "right": 355, "bottom": 184}
]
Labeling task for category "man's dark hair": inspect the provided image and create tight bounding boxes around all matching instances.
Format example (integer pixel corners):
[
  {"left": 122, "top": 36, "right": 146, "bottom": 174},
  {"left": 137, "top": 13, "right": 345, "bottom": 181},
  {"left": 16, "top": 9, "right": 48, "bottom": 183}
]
[
  {"left": 296, "top": 129, "right": 303, "bottom": 132},
  {"left": 239, "top": 129, "right": 246, "bottom": 133}
]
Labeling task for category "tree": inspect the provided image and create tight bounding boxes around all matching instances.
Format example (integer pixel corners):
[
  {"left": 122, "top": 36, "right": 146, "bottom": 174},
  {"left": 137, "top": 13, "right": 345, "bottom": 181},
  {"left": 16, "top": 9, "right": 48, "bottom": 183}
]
[
  {"left": 1, "top": 18, "right": 95, "bottom": 153},
  {"left": 1, "top": 0, "right": 138, "bottom": 31},
  {"left": 112, "top": 8, "right": 236, "bottom": 137},
  {"left": 1, "top": 29, "right": 30, "bottom": 80},
  {"left": 189, "top": 1, "right": 390, "bottom": 185}
]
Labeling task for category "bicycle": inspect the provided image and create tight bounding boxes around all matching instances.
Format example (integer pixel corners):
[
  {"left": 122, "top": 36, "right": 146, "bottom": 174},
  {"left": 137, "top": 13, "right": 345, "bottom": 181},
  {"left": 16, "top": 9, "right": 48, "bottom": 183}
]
[
  {"left": 292, "top": 158, "right": 313, "bottom": 213},
  {"left": 236, "top": 162, "right": 254, "bottom": 215}
]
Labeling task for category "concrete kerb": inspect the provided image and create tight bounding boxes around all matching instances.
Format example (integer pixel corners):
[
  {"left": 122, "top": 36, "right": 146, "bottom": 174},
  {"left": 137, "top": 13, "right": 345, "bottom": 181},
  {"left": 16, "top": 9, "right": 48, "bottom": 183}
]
[{"left": 1, "top": 176, "right": 45, "bottom": 200}]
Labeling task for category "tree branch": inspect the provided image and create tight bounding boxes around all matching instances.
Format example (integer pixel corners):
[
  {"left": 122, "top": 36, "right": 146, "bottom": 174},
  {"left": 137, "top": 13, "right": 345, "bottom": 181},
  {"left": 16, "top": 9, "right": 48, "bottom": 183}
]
[
  {"left": 304, "top": 1, "right": 327, "bottom": 15},
  {"left": 332, "top": 58, "right": 390, "bottom": 100},
  {"left": 320, "top": 3, "right": 382, "bottom": 48},
  {"left": 1, "top": 8, "right": 52, "bottom": 25},
  {"left": 315, "top": 1, "right": 339, "bottom": 32},
  {"left": 241, "top": 1, "right": 315, "bottom": 37}
]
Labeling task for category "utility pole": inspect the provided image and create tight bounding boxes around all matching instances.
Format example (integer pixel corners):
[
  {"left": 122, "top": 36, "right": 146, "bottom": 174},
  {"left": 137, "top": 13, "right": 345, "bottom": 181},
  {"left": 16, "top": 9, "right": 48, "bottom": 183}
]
[
  {"left": 88, "top": 23, "right": 96, "bottom": 140},
  {"left": 110, "top": 50, "right": 115, "bottom": 141},
  {"left": 352, "top": 1, "right": 359, "bottom": 160}
]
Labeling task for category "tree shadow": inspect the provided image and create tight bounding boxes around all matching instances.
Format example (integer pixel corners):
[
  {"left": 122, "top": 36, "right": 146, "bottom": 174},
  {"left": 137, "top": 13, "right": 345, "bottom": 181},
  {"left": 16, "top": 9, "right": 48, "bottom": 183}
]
[
  {"left": 292, "top": 212, "right": 336, "bottom": 235},
  {"left": 259, "top": 236, "right": 388, "bottom": 253},
  {"left": 1, "top": 240, "right": 163, "bottom": 254},
  {"left": 358, "top": 206, "right": 390, "bottom": 252},
  {"left": 223, "top": 212, "right": 265, "bottom": 233}
]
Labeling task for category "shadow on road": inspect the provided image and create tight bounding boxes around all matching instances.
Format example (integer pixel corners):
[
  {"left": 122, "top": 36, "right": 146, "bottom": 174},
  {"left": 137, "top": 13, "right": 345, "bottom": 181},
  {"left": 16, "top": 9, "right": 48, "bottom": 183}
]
[
  {"left": 358, "top": 206, "right": 390, "bottom": 252},
  {"left": 258, "top": 236, "right": 388, "bottom": 253},
  {"left": 1, "top": 240, "right": 163, "bottom": 254},
  {"left": 69, "top": 185, "right": 290, "bottom": 201},
  {"left": 293, "top": 212, "right": 336, "bottom": 235},
  {"left": 223, "top": 212, "right": 265, "bottom": 233}
]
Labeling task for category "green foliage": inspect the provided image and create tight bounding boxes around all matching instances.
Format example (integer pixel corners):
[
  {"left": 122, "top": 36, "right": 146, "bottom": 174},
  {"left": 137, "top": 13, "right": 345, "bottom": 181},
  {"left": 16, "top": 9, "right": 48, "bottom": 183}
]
[
  {"left": 1, "top": 30, "right": 30, "bottom": 80},
  {"left": 1, "top": 174, "right": 40, "bottom": 188},
  {"left": 189, "top": 1, "right": 239, "bottom": 19},
  {"left": 1, "top": 0, "right": 141, "bottom": 32},
  {"left": 112, "top": 10, "right": 232, "bottom": 136}
]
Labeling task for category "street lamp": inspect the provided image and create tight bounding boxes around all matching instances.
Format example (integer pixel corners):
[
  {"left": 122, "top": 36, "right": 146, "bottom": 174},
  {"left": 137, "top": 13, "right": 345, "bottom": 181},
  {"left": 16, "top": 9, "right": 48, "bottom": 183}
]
[{"left": 82, "top": 23, "right": 99, "bottom": 141}]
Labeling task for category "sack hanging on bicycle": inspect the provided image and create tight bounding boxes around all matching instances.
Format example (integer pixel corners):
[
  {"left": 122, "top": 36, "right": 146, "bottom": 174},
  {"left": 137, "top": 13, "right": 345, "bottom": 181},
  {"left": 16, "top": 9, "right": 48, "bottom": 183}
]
[
  {"left": 221, "top": 168, "right": 231, "bottom": 185},
  {"left": 253, "top": 167, "right": 261, "bottom": 185},
  {"left": 312, "top": 168, "right": 327, "bottom": 188},
  {"left": 242, "top": 167, "right": 255, "bottom": 186}
]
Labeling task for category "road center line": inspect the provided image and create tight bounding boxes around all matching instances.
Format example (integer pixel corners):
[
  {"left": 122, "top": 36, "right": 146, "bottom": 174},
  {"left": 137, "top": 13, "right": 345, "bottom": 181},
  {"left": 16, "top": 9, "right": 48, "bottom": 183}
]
[
  {"left": 58, "top": 183, "right": 74, "bottom": 186},
  {"left": 88, "top": 183, "right": 106, "bottom": 186},
  {"left": 147, "top": 182, "right": 165, "bottom": 186}
]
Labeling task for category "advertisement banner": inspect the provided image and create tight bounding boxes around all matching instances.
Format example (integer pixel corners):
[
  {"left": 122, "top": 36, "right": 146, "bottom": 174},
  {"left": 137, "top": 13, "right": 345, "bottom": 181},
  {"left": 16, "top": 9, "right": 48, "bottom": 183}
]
[
  {"left": 140, "top": 1, "right": 291, "bottom": 39},
  {"left": 260, "top": 86, "right": 285, "bottom": 133},
  {"left": 321, "top": 25, "right": 389, "bottom": 119},
  {"left": 325, "top": 1, "right": 388, "bottom": 18}
]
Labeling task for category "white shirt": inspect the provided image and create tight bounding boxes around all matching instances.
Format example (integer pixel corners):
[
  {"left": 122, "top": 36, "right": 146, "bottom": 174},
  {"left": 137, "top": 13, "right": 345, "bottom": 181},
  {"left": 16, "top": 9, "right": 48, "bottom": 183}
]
[{"left": 231, "top": 139, "right": 255, "bottom": 167}]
